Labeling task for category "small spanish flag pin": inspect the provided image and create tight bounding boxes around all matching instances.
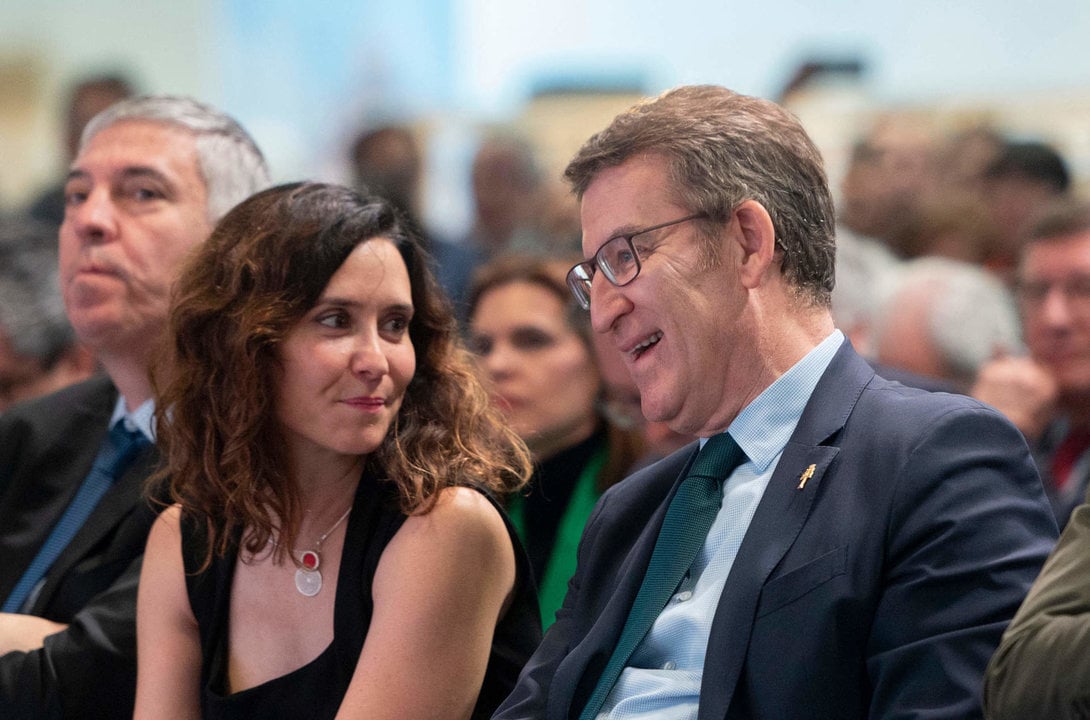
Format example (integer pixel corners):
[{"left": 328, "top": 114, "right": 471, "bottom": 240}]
[{"left": 797, "top": 464, "right": 816, "bottom": 490}]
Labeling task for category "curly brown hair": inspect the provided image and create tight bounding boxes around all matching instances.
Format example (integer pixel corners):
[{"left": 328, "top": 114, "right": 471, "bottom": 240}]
[{"left": 153, "top": 182, "right": 531, "bottom": 568}]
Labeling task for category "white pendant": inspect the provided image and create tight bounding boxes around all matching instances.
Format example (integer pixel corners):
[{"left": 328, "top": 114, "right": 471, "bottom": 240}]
[{"left": 295, "top": 568, "right": 323, "bottom": 597}]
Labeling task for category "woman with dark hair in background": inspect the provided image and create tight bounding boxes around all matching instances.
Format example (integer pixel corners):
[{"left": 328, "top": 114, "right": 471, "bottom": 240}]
[
  {"left": 467, "top": 255, "right": 645, "bottom": 627},
  {"left": 134, "top": 183, "right": 540, "bottom": 719}
]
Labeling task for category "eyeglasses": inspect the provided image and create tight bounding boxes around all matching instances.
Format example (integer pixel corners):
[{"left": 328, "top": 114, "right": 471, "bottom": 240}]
[
  {"left": 1016, "top": 274, "right": 1090, "bottom": 315},
  {"left": 566, "top": 213, "right": 705, "bottom": 309}
]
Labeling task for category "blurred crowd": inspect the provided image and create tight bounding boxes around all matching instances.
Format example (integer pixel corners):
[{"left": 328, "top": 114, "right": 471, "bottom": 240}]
[
  {"left": 2, "top": 72, "right": 1089, "bottom": 538},
  {"left": 1, "top": 67, "right": 1089, "bottom": 718}
]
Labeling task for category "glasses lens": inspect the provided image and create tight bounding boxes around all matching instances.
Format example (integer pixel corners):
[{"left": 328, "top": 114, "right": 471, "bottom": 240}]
[
  {"left": 567, "top": 264, "right": 593, "bottom": 309},
  {"left": 598, "top": 236, "right": 639, "bottom": 286}
]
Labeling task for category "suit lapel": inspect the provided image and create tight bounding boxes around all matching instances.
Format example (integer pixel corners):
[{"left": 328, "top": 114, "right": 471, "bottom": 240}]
[
  {"left": 0, "top": 379, "right": 115, "bottom": 603},
  {"left": 697, "top": 342, "right": 874, "bottom": 720},
  {"left": 31, "top": 444, "right": 159, "bottom": 611}
]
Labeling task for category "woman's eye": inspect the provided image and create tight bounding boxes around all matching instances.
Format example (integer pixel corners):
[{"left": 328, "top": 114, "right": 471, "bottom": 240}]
[
  {"left": 510, "top": 328, "right": 553, "bottom": 351},
  {"left": 317, "top": 312, "right": 349, "bottom": 329},
  {"left": 468, "top": 335, "right": 493, "bottom": 356},
  {"left": 382, "top": 315, "right": 410, "bottom": 335}
]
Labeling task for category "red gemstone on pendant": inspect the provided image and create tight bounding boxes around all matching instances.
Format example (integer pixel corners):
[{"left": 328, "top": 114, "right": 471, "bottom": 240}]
[{"left": 301, "top": 550, "right": 320, "bottom": 570}]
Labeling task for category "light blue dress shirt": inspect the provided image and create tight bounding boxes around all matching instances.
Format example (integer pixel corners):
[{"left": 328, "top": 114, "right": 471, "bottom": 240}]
[{"left": 597, "top": 330, "right": 843, "bottom": 720}]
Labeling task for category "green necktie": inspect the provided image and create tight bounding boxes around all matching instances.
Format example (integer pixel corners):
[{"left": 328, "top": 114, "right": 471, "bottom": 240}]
[{"left": 579, "top": 433, "right": 746, "bottom": 720}]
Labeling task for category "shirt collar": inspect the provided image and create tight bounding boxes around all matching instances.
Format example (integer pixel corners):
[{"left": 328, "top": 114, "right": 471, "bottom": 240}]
[
  {"left": 702, "top": 330, "right": 843, "bottom": 472},
  {"left": 109, "top": 395, "right": 156, "bottom": 443}
]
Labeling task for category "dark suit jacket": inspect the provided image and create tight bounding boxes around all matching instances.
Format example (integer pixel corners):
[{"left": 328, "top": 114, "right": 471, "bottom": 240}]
[
  {"left": 0, "top": 375, "right": 162, "bottom": 719},
  {"left": 494, "top": 342, "right": 1058, "bottom": 720}
]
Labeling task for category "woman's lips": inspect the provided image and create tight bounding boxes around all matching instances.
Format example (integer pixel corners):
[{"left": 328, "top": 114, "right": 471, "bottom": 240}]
[{"left": 342, "top": 396, "right": 386, "bottom": 411}]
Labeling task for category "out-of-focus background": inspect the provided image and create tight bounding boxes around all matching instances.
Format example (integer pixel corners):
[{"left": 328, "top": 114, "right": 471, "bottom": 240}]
[
  {"left": 6, "top": 0, "right": 1090, "bottom": 527},
  {"left": 3, "top": 0, "right": 1089, "bottom": 237}
]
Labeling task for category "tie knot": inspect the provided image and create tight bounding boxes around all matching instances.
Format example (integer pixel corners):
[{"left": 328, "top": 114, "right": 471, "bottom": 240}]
[
  {"left": 688, "top": 433, "right": 746, "bottom": 481},
  {"left": 106, "top": 422, "right": 150, "bottom": 473}
]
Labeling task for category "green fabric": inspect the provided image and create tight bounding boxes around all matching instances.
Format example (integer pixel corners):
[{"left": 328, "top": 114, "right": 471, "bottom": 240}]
[{"left": 509, "top": 446, "right": 607, "bottom": 629}]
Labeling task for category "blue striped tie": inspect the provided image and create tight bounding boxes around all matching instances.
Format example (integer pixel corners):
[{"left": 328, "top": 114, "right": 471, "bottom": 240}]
[
  {"left": 579, "top": 433, "right": 746, "bottom": 720},
  {"left": 3, "top": 422, "right": 150, "bottom": 613}
]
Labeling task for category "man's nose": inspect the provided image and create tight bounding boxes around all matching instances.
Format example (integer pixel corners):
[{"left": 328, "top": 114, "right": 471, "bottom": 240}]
[
  {"left": 482, "top": 342, "right": 518, "bottom": 380},
  {"left": 1039, "top": 286, "right": 1075, "bottom": 329},
  {"left": 590, "top": 279, "right": 631, "bottom": 336},
  {"left": 66, "top": 189, "right": 118, "bottom": 243}
]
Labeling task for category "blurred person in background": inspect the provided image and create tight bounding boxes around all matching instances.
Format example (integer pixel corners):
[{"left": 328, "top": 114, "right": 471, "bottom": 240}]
[
  {"left": 832, "top": 236, "right": 957, "bottom": 393},
  {"left": 349, "top": 124, "right": 424, "bottom": 227},
  {"left": 467, "top": 254, "right": 645, "bottom": 627},
  {"left": 349, "top": 122, "right": 483, "bottom": 318},
  {"left": 899, "top": 192, "right": 1002, "bottom": 264},
  {"left": 839, "top": 114, "right": 939, "bottom": 259},
  {"left": 0, "top": 95, "right": 268, "bottom": 720},
  {"left": 831, "top": 230, "right": 900, "bottom": 358},
  {"left": 874, "top": 256, "right": 1022, "bottom": 392},
  {"left": 466, "top": 132, "right": 553, "bottom": 256},
  {"left": 0, "top": 218, "right": 96, "bottom": 414},
  {"left": 25, "top": 74, "right": 135, "bottom": 230},
  {"left": 973, "top": 198, "right": 1090, "bottom": 527},
  {"left": 933, "top": 125, "right": 1006, "bottom": 199},
  {"left": 980, "top": 139, "right": 1071, "bottom": 282}
]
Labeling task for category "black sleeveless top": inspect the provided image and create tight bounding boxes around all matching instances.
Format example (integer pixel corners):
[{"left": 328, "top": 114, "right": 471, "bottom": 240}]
[{"left": 181, "top": 471, "right": 542, "bottom": 719}]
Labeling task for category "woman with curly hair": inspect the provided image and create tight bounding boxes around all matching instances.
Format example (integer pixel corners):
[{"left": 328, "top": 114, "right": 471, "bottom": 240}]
[
  {"left": 467, "top": 254, "right": 646, "bottom": 628},
  {"left": 134, "top": 183, "right": 539, "bottom": 719}
]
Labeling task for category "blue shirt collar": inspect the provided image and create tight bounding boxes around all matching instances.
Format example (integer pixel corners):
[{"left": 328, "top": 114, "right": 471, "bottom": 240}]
[
  {"left": 702, "top": 330, "right": 843, "bottom": 472},
  {"left": 109, "top": 396, "right": 156, "bottom": 443}
]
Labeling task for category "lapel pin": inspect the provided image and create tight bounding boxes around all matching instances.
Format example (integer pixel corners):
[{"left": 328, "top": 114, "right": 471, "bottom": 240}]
[{"left": 797, "top": 464, "right": 816, "bottom": 490}]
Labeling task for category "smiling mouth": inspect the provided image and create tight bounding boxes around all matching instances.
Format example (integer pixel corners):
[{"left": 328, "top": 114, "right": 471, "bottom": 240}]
[
  {"left": 343, "top": 397, "right": 386, "bottom": 409},
  {"left": 629, "top": 331, "right": 663, "bottom": 360}
]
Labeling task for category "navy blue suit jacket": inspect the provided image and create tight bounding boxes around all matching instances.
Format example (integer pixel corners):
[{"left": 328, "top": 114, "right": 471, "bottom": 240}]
[{"left": 494, "top": 342, "right": 1057, "bottom": 720}]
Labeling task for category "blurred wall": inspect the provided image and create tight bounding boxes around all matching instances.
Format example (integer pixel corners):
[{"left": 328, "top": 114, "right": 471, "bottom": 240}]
[
  {"left": 1, "top": 0, "right": 218, "bottom": 206},
  {"left": 2, "top": 0, "right": 1088, "bottom": 225}
]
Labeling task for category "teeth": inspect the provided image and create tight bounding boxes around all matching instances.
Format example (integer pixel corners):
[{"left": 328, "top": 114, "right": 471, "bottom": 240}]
[{"left": 631, "top": 331, "right": 663, "bottom": 356}]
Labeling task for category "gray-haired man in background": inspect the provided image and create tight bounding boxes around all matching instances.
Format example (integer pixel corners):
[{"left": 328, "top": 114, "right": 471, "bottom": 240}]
[{"left": 0, "top": 96, "right": 269, "bottom": 719}]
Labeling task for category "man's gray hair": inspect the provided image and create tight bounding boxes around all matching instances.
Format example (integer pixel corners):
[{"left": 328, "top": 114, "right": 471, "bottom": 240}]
[
  {"left": 879, "top": 257, "right": 1022, "bottom": 384},
  {"left": 81, "top": 95, "right": 271, "bottom": 223}
]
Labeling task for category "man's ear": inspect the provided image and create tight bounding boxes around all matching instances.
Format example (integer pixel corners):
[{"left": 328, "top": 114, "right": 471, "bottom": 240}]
[{"left": 733, "top": 200, "right": 778, "bottom": 289}]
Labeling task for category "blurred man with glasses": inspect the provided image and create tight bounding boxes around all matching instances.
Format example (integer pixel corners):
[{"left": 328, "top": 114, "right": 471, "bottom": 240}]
[
  {"left": 983, "top": 201, "right": 1090, "bottom": 720},
  {"left": 974, "top": 198, "right": 1090, "bottom": 527},
  {"left": 495, "top": 84, "right": 1056, "bottom": 720}
]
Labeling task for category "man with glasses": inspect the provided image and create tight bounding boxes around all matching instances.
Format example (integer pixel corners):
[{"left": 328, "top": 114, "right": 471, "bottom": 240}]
[
  {"left": 983, "top": 200, "right": 1090, "bottom": 718},
  {"left": 495, "top": 85, "right": 1056, "bottom": 720},
  {"left": 974, "top": 198, "right": 1090, "bottom": 527}
]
